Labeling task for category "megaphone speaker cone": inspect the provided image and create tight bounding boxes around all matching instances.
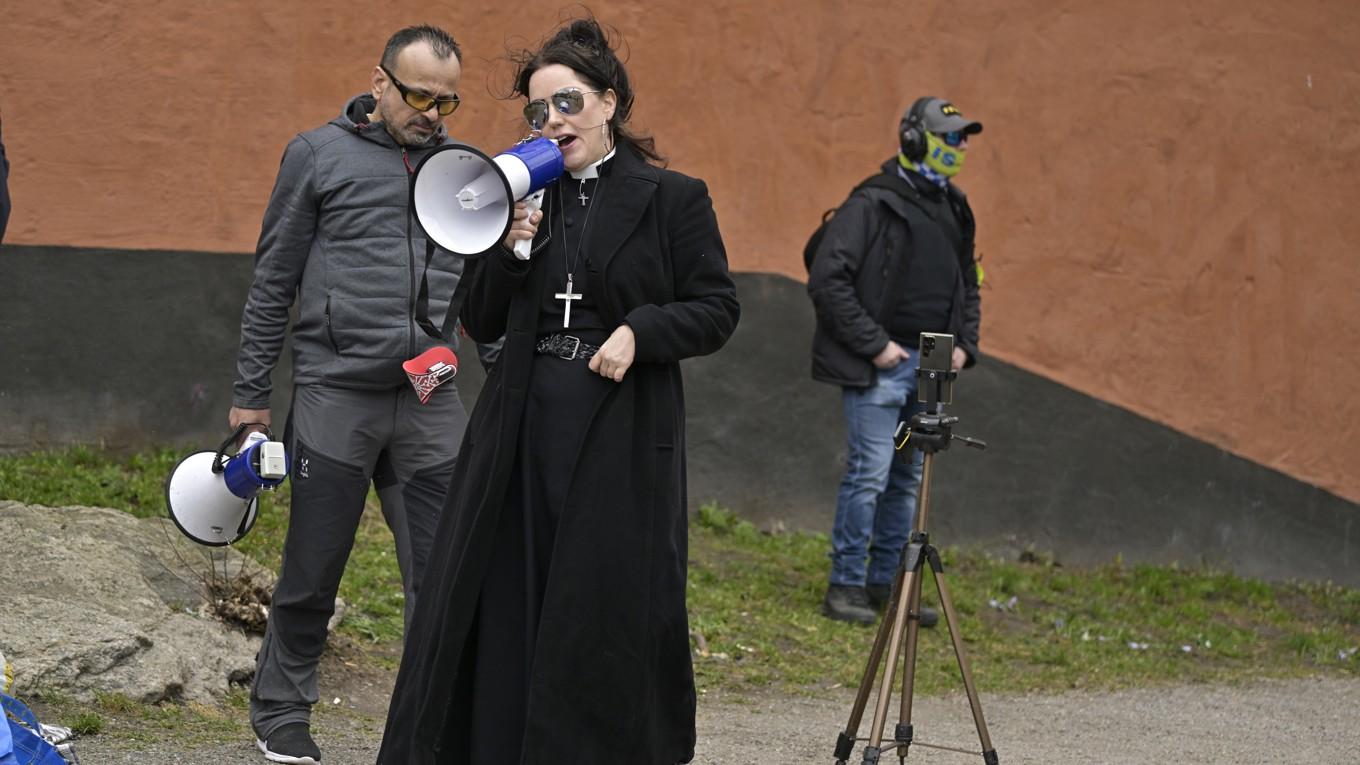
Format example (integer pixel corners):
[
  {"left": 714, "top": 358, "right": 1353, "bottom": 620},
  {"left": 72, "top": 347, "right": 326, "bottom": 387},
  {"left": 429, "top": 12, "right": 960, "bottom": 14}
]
[
  {"left": 412, "top": 144, "right": 513, "bottom": 255},
  {"left": 165, "top": 451, "right": 261, "bottom": 546},
  {"left": 410, "top": 138, "right": 565, "bottom": 256}
]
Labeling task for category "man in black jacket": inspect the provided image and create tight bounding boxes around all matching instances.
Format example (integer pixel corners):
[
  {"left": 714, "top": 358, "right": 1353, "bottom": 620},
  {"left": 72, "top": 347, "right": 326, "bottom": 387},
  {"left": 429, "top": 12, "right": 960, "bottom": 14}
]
[{"left": 808, "top": 97, "right": 983, "bottom": 624}]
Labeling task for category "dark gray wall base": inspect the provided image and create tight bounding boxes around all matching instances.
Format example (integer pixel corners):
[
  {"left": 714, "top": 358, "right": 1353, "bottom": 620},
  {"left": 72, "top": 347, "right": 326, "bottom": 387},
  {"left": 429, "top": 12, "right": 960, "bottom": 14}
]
[
  {"left": 687, "top": 274, "right": 1359, "bottom": 587},
  {"left": 0, "top": 246, "right": 486, "bottom": 451},
  {"left": 2, "top": 247, "right": 1356, "bottom": 586}
]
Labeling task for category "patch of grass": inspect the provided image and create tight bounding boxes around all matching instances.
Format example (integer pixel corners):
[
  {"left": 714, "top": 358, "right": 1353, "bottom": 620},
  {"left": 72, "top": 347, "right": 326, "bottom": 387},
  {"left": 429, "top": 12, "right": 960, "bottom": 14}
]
[
  {"left": 687, "top": 503, "right": 1359, "bottom": 696},
  {"left": 94, "top": 691, "right": 140, "bottom": 714},
  {"left": 0, "top": 445, "right": 181, "bottom": 519},
  {"left": 26, "top": 687, "right": 74, "bottom": 706},
  {"left": 68, "top": 712, "right": 104, "bottom": 735},
  {"left": 31, "top": 685, "right": 378, "bottom": 747},
  {"left": 3, "top": 448, "right": 1357, "bottom": 703},
  {"left": 34, "top": 691, "right": 249, "bottom": 745}
]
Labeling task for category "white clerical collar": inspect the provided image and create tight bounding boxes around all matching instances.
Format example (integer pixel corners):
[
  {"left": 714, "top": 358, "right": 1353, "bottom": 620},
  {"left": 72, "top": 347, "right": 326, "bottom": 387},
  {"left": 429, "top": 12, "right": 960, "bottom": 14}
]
[{"left": 568, "top": 147, "right": 616, "bottom": 180}]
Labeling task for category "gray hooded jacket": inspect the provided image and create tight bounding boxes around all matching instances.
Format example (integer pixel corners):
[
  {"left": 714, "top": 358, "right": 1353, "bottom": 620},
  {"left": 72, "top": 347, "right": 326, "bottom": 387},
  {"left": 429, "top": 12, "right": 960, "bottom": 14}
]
[{"left": 233, "top": 94, "right": 465, "bottom": 409}]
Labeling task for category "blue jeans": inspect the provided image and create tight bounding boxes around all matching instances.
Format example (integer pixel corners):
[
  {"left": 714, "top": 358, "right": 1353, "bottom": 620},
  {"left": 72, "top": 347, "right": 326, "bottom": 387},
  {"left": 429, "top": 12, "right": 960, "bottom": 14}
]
[{"left": 829, "top": 354, "right": 926, "bottom": 588}]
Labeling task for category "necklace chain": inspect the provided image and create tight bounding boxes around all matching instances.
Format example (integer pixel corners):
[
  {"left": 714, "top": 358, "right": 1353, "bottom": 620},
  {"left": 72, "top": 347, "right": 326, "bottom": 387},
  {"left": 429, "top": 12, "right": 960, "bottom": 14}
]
[
  {"left": 553, "top": 177, "right": 604, "bottom": 329},
  {"left": 557, "top": 175, "right": 604, "bottom": 281}
]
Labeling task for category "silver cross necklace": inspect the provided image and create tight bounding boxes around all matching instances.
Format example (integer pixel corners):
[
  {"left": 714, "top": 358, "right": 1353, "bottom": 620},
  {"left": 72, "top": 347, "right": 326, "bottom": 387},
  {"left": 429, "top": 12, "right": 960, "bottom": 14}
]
[{"left": 554, "top": 175, "right": 604, "bottom": 328}]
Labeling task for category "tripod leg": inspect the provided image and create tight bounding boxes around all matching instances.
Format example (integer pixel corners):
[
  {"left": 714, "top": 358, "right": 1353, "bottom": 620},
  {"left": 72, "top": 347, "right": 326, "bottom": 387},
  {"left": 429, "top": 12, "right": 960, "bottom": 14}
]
[
  {"left": 833, "top": 565, "right": 906, "bottom": 764},
  {"left": 894, "top": 556, "right": 926, "bottom": 760},
  {"left": 892, "top": 453, "right": 936, "bottom": 761},
  {"left": 929, "top": 554, "right": 999, "bottom": 763},
  {"left": 860, "top": 538, "right": 929, "bottom": 764}
]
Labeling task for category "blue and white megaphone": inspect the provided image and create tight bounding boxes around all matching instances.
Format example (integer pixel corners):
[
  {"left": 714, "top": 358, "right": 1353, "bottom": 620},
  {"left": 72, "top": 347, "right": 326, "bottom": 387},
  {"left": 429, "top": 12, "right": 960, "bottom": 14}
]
[
  {"left": 411, "top": 136, "right": 564, "bottom": 259},
  {"left": 165, "top": 425, "right": 288, "bottom": 546}
]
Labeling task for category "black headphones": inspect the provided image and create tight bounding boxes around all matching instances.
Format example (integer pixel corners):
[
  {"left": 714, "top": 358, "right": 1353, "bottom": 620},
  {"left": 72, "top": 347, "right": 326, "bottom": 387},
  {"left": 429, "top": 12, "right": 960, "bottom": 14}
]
[{"left": 898, "top": 96, "right": 935, "bottom": 162}]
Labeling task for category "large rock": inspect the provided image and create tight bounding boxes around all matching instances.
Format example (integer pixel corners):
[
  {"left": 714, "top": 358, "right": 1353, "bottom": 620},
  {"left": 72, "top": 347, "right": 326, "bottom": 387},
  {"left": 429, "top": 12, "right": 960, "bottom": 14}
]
[{"left": 0, "top": 501, "right": 269, "bottom": 703}]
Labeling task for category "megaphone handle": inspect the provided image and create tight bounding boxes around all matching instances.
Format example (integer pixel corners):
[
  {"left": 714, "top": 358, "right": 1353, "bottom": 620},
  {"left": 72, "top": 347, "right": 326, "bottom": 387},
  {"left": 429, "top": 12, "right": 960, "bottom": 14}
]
[
  {"left": 512, "top": 189, "right": 546, "bottom": 261},
  {"left": 214, "top": 423, "right": 249, "bottom": 473}
]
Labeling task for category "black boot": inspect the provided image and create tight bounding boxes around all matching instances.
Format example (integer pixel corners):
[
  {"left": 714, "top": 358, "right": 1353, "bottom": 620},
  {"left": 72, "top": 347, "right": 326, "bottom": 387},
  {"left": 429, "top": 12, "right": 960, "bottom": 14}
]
[
  {"left": 865, "top": 582, "right": 893, "bottom": 611},
  {"left": 821, "top": 585, "right": 878, "bottom": 625},
  {"left": 865, "top": 583, "right": 938, "bottom": 628}
]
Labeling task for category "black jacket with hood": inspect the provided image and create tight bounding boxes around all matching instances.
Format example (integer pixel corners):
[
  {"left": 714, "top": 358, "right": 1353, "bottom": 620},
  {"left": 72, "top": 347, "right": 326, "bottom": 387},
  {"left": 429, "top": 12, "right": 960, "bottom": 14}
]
[{"left": 808, "top": 159, "right": 981, "bottom": 387}]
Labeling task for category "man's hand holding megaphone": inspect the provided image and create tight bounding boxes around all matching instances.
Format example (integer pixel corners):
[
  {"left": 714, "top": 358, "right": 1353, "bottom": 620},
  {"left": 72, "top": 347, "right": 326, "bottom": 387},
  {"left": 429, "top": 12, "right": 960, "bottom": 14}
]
[{"left": 228, "top": 407, "right": 272, "bottom": 447}]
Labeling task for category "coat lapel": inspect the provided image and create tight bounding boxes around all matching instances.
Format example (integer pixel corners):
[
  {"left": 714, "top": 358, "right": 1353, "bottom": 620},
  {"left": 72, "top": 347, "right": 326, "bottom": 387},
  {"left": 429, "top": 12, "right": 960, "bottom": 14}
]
[{"left": 586, "top": 147, "right": 658, "bottom": 275}]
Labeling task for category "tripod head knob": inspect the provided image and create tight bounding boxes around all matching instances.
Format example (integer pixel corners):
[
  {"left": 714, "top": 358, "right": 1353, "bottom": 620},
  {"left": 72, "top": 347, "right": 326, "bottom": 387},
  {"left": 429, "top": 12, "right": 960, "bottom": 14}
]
[
  {"left": 894, "top": 409, "right": 987, "bottom": 454},
  {"left": 955, "top": 433, "right": 988, "bottom": 450},
  {"left": 912, "top": 412, "right": 958, "bottom": 429}
]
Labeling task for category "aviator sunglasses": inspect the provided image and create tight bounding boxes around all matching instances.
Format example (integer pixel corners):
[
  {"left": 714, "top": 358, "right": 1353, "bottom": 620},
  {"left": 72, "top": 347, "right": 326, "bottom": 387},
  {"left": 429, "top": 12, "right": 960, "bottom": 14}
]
[
  {"left": 523, "top": 88, "right": 602, "bottom": 131},
  {"left": 380, "top": 65, "right": 460, "bottom": 116}
]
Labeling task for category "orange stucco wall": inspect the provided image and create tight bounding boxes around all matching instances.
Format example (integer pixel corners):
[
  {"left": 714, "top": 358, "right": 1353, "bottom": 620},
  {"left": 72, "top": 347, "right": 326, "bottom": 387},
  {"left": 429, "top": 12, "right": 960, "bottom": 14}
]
[{"left": 2, "top": 1, "right": 1357, "bottom": 500}]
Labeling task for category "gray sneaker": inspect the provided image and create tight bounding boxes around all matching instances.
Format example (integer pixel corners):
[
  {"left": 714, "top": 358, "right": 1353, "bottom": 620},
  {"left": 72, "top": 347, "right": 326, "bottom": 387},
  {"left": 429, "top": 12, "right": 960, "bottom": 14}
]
[{"left": 822, "top": 584, "right": 878, "bottom": 625}]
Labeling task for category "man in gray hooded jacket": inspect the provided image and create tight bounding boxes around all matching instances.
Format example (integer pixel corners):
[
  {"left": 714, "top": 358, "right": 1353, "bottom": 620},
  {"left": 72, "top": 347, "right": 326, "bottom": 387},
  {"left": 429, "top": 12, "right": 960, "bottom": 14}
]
[{"left": 228, "top": 24, "right": 472, "bottom": 764}]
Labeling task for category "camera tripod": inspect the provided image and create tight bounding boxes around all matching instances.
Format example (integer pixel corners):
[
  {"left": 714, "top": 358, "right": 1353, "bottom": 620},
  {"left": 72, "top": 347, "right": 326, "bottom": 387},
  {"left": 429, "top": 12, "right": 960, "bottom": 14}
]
[{"left": 831, "top": 363, "right": 998, "bottom": 765}]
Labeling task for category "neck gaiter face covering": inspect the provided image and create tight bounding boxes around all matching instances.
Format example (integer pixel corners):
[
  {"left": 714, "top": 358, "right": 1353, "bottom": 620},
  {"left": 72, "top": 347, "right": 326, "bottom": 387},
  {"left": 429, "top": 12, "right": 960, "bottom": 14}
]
[{"left": 923, "top": 131, "right": 966, "bottom": 178}]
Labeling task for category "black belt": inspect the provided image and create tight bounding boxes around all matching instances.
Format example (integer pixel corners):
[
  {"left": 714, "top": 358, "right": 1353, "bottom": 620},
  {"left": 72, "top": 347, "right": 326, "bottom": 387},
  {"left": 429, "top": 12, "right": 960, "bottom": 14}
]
[{"left": 535, "top": 333, "right": 600, "bottom": 362}]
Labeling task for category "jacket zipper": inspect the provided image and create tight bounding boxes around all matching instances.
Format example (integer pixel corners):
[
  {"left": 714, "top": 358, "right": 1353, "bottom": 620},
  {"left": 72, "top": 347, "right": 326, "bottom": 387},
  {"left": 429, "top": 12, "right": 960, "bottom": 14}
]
[
  {"left": 404, "top": 147, "right": 416, "bottom": 358},
  {"left": 324, "top": 296, "right": 338, "bottom": 352},
  {"left": 874, "top": 225, "right": 898, "bottom": 323}
]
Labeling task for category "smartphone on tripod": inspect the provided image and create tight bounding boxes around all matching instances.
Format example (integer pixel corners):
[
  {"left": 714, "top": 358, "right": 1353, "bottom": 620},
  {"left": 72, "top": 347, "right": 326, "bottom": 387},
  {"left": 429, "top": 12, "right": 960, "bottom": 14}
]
[{"left": 917, "top": 332, "right": 954, "bottom": 404}]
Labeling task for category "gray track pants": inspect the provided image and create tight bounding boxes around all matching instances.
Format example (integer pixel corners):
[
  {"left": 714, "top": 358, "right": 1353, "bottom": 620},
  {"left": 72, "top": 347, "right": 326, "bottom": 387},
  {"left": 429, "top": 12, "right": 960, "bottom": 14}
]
[{"left": 250, "top": 382, "right": 466, "bottom": 738}]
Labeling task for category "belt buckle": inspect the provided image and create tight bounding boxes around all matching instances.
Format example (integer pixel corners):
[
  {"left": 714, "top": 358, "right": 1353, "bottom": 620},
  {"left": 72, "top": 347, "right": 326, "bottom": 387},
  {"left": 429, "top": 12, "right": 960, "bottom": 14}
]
[{"left": 558, "top": 335, "right": 582, "bottom": 361}]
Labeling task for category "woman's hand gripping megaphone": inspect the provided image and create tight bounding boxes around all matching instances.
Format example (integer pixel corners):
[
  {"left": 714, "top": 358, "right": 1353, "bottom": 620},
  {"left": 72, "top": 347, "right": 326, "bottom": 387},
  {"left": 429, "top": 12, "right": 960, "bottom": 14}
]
[{"left": 504, "top": 195, "right": 544, "bottom": 259}]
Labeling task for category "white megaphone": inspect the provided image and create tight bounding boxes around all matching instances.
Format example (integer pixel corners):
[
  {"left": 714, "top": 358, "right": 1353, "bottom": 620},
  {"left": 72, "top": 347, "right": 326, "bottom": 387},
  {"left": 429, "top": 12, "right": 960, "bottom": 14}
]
[
  {"left": 165, "top": 426, "right": 288, "bottom": 546},
  {"left": 411, "top": 136, "right": 565, "bottom": 259}
]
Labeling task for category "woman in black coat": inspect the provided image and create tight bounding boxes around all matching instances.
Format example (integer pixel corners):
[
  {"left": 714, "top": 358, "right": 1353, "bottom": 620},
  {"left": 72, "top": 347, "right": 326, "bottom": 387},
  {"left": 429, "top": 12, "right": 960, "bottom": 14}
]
[{"left": 377, "top": 18, "right": 740, "bottom": 765}]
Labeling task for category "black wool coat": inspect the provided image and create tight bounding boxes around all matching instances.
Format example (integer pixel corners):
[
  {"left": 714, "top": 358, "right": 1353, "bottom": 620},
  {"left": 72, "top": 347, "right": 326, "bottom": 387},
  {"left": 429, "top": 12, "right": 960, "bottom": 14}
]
[{"left": 377, "top": 145, "right": 740, "bottom": 765}]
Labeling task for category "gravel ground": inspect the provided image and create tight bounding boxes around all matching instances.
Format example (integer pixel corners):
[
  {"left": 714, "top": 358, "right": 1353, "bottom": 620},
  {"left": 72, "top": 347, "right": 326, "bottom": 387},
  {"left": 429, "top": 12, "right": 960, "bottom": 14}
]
[{"left": 67, "top": 675, "right": 1358, "bottom": 764}]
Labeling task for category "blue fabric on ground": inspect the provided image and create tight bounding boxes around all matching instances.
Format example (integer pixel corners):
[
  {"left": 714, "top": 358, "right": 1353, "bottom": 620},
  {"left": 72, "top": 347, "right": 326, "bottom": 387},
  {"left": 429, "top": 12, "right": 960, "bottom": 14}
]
[
  {"left": 1, "top": 710, "right": 17, "bottom": 765},
  {"left": 2, "top": 694, "right": 69, "bottom": 765}
]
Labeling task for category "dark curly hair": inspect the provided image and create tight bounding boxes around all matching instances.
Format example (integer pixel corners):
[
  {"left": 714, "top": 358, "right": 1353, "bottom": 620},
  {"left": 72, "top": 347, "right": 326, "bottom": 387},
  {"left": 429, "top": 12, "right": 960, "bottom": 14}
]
[{"left": 509, "top": 17, "right": 663, "bottom": 166}]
